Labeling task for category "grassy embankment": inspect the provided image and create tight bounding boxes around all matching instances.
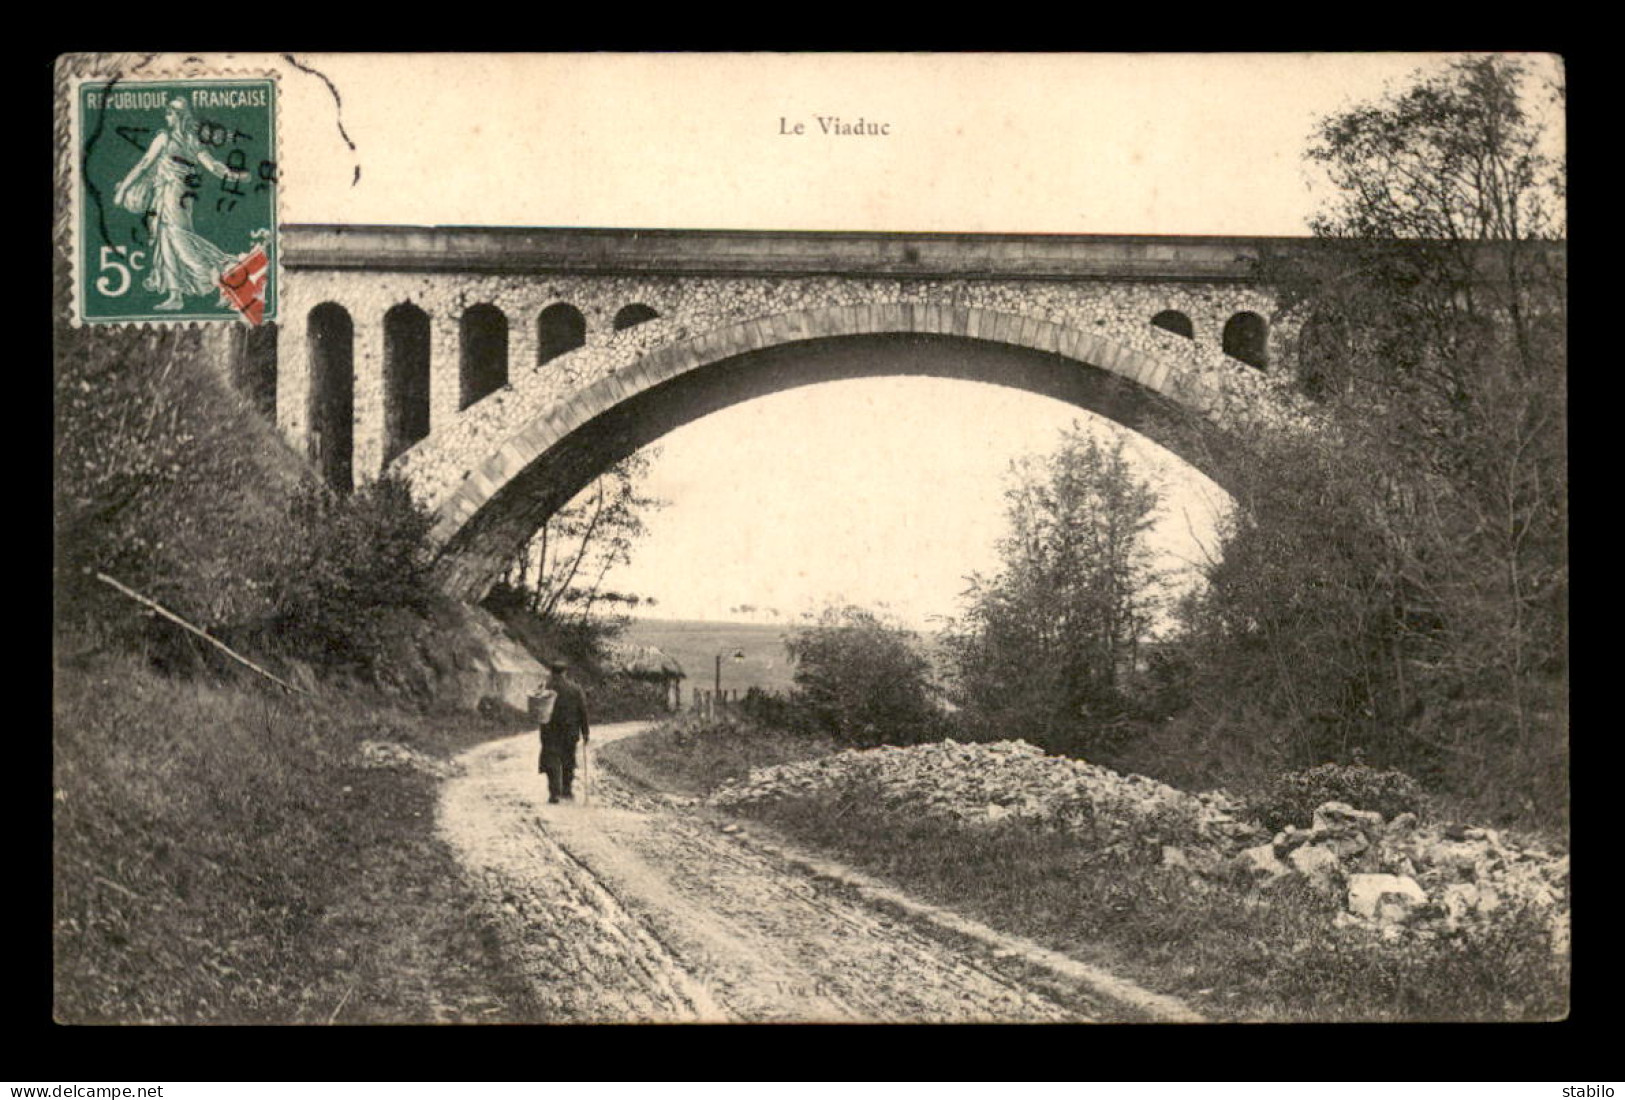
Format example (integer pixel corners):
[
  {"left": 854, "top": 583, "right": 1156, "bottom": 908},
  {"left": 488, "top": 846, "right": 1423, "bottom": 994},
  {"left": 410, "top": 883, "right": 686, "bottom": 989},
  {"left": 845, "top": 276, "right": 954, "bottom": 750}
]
[
  {"left": 603, "top": 719, "right": 1568, "bottom": 1023},
  {"left": 53, "top": 644, "right": 541, "bottom": 1024},
  {"left": 607, "top": 713, "right": 839, "bottom": 796},
  {"left": 49, "top": 314, "right": 583, "bottom": 1023}
]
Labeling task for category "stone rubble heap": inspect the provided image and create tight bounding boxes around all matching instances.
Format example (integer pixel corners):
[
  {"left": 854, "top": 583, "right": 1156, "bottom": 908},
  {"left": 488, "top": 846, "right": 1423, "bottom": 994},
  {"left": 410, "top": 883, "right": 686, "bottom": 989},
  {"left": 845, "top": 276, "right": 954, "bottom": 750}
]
[
  {"left": 357, "top": 739, "right": 464, "bottom": 780},
  {"left": 710, "top": 739, "right": 1568, "bottom": 952},
  {"left": 1237, "top": 800, "right": 1569, "bottom": 951},
  {"left": 712, "top": 739, "right": 1263, "bottom": 849}
]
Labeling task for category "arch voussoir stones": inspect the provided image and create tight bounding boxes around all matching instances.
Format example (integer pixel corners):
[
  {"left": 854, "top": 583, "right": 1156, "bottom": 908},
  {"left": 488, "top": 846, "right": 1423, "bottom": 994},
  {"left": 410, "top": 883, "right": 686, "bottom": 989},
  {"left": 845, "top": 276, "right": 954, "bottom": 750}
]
[{"left": 417, "top": 297, "right": 1278, "bottom": 608}]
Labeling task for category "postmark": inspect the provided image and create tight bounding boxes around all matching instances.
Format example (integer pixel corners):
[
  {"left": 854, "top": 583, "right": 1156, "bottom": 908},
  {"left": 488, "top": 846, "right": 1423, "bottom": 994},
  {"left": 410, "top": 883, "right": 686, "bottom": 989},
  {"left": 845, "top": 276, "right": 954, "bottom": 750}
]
[{"left": 72, "top": 74, "right": 279, "bottom": 325}]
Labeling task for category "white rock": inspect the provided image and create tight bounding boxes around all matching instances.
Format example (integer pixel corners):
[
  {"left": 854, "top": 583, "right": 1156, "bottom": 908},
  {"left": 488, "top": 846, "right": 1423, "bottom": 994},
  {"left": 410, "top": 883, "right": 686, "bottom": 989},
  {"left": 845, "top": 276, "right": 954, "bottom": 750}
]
[
  {"left": 1384, "top": 855, "right": 1420, "bottom": 880},
  {"left": 1440, "top": 882, "right": 1483, "bottom": 925},
  {"left": 1426, "top": 839, "right": 1495, "bottom": 880},
  {"left": 1495, "top": 863, "right": 1557, "bottom": 909},
  {"left": 1320, "top": 831, "right": 1371, "bottom": 860},
  {"left": 1347, "top": 873, "right": 1428, "bottom": 923},
  {"left": 1288, "top": 843, "right": 1343, "bottom": 888},
  {"left": 1312, "top": 801, "right": 1386, "bottom": 835},
  {"left": 1236, "top": 843, "right": 1290, "bottom": 881}
]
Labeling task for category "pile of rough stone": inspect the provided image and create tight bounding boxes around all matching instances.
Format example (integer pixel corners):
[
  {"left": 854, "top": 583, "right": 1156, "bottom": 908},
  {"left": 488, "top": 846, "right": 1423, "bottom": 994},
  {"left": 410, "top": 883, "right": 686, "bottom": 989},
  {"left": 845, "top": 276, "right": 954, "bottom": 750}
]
[
  {"left": 1225, "top": 799, "right": 1569, "bottom": 951},
  {"left": 711, "top": 738, "right": 1262, "bottom": 850},
  {"left": 710, "top": 739, "right": 1569, "bottom": 953},
  {"left": 357, "top": 739, "right": 463, "bottom": 779}
]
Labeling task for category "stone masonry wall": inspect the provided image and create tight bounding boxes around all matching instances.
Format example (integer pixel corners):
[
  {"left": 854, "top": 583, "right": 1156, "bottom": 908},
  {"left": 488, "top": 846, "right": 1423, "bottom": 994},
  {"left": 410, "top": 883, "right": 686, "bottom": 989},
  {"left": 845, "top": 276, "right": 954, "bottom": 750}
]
[{"left": 279, "top": 269, "right": 1301, "bottom": 520}]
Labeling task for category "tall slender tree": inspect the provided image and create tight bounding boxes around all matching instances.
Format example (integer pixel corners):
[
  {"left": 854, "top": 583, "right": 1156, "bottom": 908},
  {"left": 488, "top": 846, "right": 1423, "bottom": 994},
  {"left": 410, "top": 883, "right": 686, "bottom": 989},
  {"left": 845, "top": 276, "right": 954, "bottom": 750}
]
[
  {"left": 498, "top": 450, "right": 666, "bottom": 626},
  {"left": 948, "top": 426, "right": 1164, "bottom": 756}
]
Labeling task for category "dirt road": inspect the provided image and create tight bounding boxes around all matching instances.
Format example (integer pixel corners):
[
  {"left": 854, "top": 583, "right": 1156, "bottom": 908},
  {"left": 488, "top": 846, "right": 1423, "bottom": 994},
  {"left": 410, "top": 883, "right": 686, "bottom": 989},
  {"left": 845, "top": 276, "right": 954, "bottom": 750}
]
[{"left": 438, "top": 722, "right": 1142, "bottom": 1023}]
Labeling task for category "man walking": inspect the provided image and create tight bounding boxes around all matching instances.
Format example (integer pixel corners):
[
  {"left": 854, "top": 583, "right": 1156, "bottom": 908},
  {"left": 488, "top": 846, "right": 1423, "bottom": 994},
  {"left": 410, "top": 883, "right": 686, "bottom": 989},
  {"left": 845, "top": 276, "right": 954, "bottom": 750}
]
[{"left": 539, "top": 660, "right": 590, "bottom": 803}]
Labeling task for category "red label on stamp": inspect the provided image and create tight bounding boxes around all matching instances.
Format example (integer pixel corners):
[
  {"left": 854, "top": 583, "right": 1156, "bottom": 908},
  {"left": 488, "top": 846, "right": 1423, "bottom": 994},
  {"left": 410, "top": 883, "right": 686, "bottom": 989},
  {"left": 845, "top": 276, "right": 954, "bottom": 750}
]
[{"left": 219, "top": 245, "right": 270, "bottom": 325}]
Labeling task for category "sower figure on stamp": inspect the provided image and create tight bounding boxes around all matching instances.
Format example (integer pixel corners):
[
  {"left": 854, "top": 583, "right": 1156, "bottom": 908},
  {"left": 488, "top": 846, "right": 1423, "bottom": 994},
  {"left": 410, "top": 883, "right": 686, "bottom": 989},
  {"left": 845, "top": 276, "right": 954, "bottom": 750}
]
[
  {"left": 536, "top": 660, "right": 590, "bottom": 804},
  {"left": 112, "top": 97, "right": 249, "bottom": 311}
]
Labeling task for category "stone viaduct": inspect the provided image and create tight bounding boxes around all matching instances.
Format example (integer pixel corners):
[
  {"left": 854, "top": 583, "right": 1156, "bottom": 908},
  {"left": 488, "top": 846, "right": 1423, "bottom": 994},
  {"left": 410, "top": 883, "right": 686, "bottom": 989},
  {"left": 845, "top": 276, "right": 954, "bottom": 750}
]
[{"left": 233, "top": 225, "right": 1326, "bottom": 603}]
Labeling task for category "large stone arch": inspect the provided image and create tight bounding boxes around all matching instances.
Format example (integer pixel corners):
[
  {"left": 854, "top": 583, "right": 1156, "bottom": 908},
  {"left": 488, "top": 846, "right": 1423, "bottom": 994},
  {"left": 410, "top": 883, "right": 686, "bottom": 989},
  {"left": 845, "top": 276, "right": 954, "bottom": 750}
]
[{"left": 427, "top": 303, "right": 1252, "bottom": 601}]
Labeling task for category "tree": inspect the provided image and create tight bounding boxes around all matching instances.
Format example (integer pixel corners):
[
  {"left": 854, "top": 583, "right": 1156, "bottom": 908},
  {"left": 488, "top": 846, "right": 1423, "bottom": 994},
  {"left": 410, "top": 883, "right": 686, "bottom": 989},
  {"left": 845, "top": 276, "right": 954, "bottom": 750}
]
[
  {"left": 1296, "top": 55, "right": 1564, "bottom": 419},
  {"left": 946, "top": 425, "right": 1165, "bottom": 756},
  {"left": 1183, "top": 55, "right": 1567, "bottom": 824},
  {"left": 785, "top": 604, "right": 941, "bottom": 746},
  {"left": 1169, "top": 420, "right": 1414, "bottom": 768},
  {"left": 498, "top": 450, "right": 667, "bottom": 626}
]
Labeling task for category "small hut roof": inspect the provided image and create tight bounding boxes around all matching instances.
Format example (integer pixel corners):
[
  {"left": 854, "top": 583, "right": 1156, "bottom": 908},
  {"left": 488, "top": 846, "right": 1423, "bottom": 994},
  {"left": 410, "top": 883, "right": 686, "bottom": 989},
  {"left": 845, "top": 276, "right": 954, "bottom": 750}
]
[{"left": 608, "top": 642, "right": 686, "bottom": 680}]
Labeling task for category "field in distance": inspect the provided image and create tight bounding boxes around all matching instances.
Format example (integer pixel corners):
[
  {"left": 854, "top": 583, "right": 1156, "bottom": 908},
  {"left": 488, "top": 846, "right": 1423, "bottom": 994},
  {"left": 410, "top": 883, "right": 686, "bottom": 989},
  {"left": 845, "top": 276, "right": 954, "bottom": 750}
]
[{"left": 620, "top": 618, "right": 798, "bottom": 695}]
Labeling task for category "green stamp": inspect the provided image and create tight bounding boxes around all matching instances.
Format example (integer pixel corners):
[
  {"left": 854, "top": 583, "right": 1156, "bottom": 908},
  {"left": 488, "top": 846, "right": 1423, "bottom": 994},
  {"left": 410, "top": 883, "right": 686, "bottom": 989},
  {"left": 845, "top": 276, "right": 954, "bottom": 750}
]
[{"left": 74, "top": 77, "right": 278, "bottom": 325}]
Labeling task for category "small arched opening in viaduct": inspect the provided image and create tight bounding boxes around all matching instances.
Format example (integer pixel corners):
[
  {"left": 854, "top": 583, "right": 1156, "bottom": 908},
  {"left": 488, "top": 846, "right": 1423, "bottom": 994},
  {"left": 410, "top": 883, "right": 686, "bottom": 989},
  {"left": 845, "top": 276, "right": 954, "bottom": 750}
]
[
  {"left": 427, "top": 316, "right": 1245, "bottom": 603},
  {"left": 384, "top": 303, "right": 432, "bottom": 464},
  {"left": 1223, "top": 311, "right": 1270, "bottom": 370},
  {"left": 1151, "top": 310, "right": 1194, "bottom": 339},
  {"left": 537, "top": 303, "right": 587, "bottom": 365},
  {"left": 307, "top": 302, "right": 354, "bottom": 494},
  {"left": 613, "top": 303, "right": 661, "bottom": 331},
  {"left": 460, "top": 304, "right": 510, "bottom": 409}
]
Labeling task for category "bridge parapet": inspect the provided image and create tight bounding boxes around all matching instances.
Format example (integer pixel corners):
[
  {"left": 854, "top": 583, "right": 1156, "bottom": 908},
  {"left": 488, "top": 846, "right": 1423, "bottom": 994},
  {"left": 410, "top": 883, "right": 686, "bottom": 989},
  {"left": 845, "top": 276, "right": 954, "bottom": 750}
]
[{"left": 285, "top": 224, "right": 1311, "bottom": 282}]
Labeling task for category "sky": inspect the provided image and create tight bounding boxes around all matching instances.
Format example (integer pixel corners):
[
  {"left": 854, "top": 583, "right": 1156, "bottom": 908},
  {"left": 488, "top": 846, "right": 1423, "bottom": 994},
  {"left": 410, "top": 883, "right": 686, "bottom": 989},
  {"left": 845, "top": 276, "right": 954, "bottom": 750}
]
[
  {"left": 277, "top": 53, "right": 1560, "bottom": 236},
  {"left": 262, "top": 52, "right": 1562, "bottom": 628},
  {"left": 605, "top": 379, "right": 1230, "bottom": 628}
]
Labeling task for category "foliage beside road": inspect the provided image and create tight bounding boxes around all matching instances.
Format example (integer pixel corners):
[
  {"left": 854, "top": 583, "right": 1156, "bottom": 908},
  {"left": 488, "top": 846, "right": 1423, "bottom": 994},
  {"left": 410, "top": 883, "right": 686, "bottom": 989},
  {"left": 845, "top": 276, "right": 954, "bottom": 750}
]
[
  {"left": 879, "top": 57, "right": 1568, "bottom": 835},
  {"left": 52, "top": 643, "right": 541, "bottom": 1024},
  {"left": 945, "top": 431, "right": 1168, "bottom": 760},
  {"left": 50, "top": 260, "right": 666, "bottom": 1023},
  {"left": 1147, "top": 57, "right": 1567, "bottom": 828}
]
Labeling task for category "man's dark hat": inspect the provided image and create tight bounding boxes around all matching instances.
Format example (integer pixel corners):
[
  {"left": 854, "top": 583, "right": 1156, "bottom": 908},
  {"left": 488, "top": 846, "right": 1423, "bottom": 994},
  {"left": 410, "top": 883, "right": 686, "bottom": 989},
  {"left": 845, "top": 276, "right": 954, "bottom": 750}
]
[{"left": 547, "top": 660, "right": 569, "bottom": 673}]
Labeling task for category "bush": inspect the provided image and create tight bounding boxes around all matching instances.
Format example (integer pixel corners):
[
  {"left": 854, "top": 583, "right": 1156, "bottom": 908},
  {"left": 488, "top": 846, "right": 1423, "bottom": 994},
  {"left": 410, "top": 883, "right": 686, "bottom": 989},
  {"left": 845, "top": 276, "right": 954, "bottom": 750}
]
[
  {"left": 785, "top": 605, "right": 943, "bottom": 746},
  {"left": 1249, "top": 762, "right": 1426, "bottom": 833},
  {"left": 265, "top": 475, "right": 437, "bottom": 674},
  {"left": 741, "top": 686, "right": 804, "bottom": 731},
  {"left": 586, "top": 674, "right": 671, "bottom": 723}
]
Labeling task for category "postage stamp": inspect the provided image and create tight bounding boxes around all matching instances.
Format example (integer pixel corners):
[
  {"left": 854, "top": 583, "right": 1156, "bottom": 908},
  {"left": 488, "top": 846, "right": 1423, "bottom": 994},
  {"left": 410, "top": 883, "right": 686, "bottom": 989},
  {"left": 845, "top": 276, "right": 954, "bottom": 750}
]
[{"left": 71, "top": 75, "right": 278, "bottom": 325}]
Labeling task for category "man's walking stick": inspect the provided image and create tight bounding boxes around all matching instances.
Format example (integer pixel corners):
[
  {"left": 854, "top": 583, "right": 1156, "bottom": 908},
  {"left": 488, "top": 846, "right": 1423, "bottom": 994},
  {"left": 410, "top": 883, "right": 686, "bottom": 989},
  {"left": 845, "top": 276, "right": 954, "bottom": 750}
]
[{"left": 581, "top": 739, "right": 590, "bottom": 806}]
